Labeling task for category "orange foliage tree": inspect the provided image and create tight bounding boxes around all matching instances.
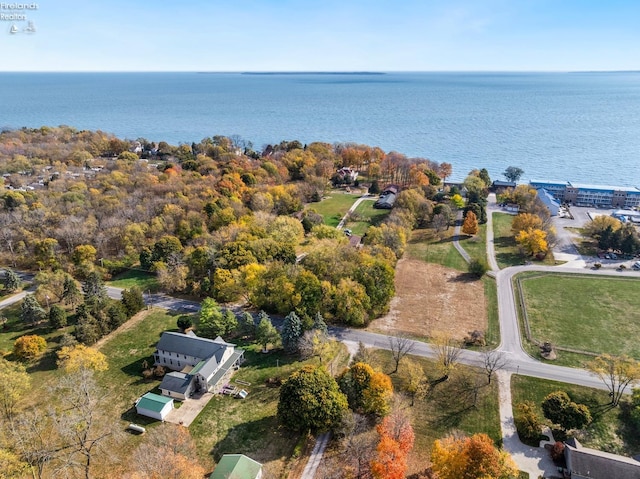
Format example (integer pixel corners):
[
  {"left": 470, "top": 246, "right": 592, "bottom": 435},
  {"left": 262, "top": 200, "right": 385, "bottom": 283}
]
[
  {"left": 371, "top": 409, "right": 415, "bottom": 479},
  {"left": 430, "top": 432, "right": 518, "bottom": 479},
  {"left": 462, "top": 211, "right": 479, "bottom": 236}
]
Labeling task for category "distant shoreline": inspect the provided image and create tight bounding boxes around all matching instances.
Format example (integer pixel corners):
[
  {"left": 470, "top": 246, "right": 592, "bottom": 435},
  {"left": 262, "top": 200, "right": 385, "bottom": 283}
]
[{"left": 239, "top": 71, "right": 386, "bottom": 75}]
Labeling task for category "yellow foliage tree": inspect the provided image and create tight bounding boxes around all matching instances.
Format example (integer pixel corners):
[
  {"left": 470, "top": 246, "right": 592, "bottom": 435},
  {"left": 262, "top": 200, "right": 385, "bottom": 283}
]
[
  {"left": 0, "top": 358, "right": 31, "bottom": 420},
  {"left": 431, "top": 432, "right": 518, "bottom": 479},
  {"left": 13, "top": 334, "right": 46, "bottom": 360},
  {"left": 511, "top": 213, "right": 543, "bottom": 234},
  {"left": 57, "top": 344, "right": 108, "bottom": 373},
  {"left": 515, "top": 228, "right": 548, "bottom": 256},
  {"left": 462, "top": 211, "right": 479, "bottom": 236}
]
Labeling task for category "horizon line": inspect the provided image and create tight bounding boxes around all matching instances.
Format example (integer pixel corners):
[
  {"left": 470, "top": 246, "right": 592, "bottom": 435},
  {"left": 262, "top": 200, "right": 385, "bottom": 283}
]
[{"left": 1, "top": 69, "right": 640, "bottom": 74}]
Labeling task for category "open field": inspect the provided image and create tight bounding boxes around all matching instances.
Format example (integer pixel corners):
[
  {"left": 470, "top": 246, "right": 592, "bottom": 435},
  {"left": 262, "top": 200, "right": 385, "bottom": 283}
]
[
  {"left": 307, "top": 191, "right": 361, "bottom": 227},
  {"left": 368, "top": 258, "right": 487, "bottom": 342},
  {"left": 107, "top": 269, "right": 160, "bottom": 292},
  {"left": 518, "top": 273, "right": 640, "bottom": 360},
  {"left": 511, "top": 375, "right": 640, "bottom": 456},
  {"left": 406, "top": 228, "right": 468, "bottom": 271},
  {"left": 371, "top": 350, "right": 501, "bottom": 476},
  {"left": 344, "top": 199, "right": 389, "bottom": 236}
]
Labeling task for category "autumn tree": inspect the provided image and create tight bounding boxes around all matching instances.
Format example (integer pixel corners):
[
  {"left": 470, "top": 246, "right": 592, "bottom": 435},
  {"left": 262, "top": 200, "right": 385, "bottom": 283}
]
[
  {"left": 371, "top": 408, "right": 415, "bottom": 479},
  {"left": 57, "top": 344, "right": 108, "bottom": 373},
  {"left": 516, "top": 228, "right": 548, "bottom": 257},
  {"left": 514, "top": 401, "right": 543, "bottom": 442},
  {"left": 399, "top": 359, "right": 428, "bottom": 406},
  {"left": 511, "top": 212, "right": 543, "bottom": 234},
  {"left": 338, "top": 362, "right": 393, "bottom": 416},
  {"left": 431, "top": 432, "right": 518, "bottom": 479},
  {"left": 587, "top": 354, "right": 640, "bottom": 407},
  {"left": 0, "top": 358, "right": 31, "bottom": 420},
  {"left": 278, "top": 365, "right": 348, "bottom": 432},
  {"left": 13, "top": 334, "right": 46, "bottom": 360},
  {"left": 462, "top": 210, "right": 479, "bottom": 236}
]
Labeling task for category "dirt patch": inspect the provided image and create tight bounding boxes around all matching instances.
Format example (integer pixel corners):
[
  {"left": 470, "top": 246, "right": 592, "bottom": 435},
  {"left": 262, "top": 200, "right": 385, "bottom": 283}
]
[{"left": 368, "top": 259, "right": 486, "bottom": 340}]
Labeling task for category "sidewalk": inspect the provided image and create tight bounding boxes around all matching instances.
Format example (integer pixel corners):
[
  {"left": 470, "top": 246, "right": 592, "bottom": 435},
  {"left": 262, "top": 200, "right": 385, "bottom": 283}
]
[{"left": 497, "top": 371, "right": 559, "bottom": 478}]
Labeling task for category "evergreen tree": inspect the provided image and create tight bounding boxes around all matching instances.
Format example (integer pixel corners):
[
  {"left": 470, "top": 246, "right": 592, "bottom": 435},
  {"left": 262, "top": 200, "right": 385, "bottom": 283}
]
[
  {"left": 281, "top": 311, "right": 303, "bottom": 354},
  {"left": 256, "top": 314, "right": 279, "bottom": 351},
  {"left": 222, "top": 309, "right": 238, "bottom": 337},
  {"left": 82, "top": 271, "right": 107, "bottom": 304},
  {"left": 177, "top": 315, "right": 192, "bottom": 332},
  {"left": 48, "top": 304, "right": 67, "bottom": 329},
  {"left": 312, "top": 311, "right": 328, "bottom": 335},
  {"left": 21, "top": 295, "right": 46, "bottom": 326},
  {"left": 3, "top": 268, "right": 20, "bottom": 293},
  {"left": 121, "top": 286, "right": 145, "bottom": 317},
  {"left": 107, "top": 302, "right": 128, "bottom": 330},
  {"left": 62, "top": 275, "right": 82, "bottom": 307},
  {"left": 240, "top": 312, "right": 256, "bottom": 338},
  {"left": 197, "top": 298, "right": 224, "bottom": 339}
]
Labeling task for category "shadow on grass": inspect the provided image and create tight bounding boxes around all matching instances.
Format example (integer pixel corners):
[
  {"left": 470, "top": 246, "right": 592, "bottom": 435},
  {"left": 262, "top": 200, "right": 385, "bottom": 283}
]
[
  {"left": 25, "top": 350, "right": 58, "bottom": 373},
  {"left": 210, "top": 415, "right": 298, "bottom": 463},
  {"left": 121, "top": 355, "right": 155, "bottom": 379},
  {"left": 448, "top": 272, "right": 482, "bottom": 283},
  {"left": 121, "top": 406, "right": 165, "bottom": 426}
]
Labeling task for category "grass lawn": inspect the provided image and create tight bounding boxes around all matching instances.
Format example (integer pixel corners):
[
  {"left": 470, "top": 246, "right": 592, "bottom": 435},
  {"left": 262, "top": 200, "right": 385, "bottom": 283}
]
[
  {"left": 371, "top": 350, "right": 501, "bottom": 476},
  {"left": 565, "top": 227, "right": 599, "bottom": 257},
  {"left": 344, "top": 199, "right": 389, "bottom": 236},
  {"left": 493, "top": 213, "right": 525, "bottom": 268},
  {"left": 458, "top": 223, "right": 488, "bottom": 264},
  {"left": 511, "top": 375, "right": 640, "bottom": 456},
  {"left": 307, "top": 191, "right": 361, "bottom": 227},
  {"left": 190, "top": 341, "right": 351, "bottom": 474},
  {"left": 107, "top": 269, "right": 160, "bottom": 292},
  {"left": 406, "top": 228, "right": 468, "bottom": 272},
  {"left": 518, "top": 273, "right": 640, "bottom": 361},
  {"left": 484, "top": 277, "right": 500, "bottom": 347}
]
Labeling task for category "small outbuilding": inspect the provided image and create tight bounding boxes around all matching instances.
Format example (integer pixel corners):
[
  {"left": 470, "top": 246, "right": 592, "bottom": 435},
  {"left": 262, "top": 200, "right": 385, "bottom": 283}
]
[
  {"left": 210, "top": 454, "right": 263, "bottom": 479},
  {"left": 135, "top": 392, "right": 174, "bottom": 421}
]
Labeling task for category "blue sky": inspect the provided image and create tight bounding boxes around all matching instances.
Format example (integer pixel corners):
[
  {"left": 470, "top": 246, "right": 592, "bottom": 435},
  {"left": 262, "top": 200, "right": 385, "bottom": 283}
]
[{"left": 2, "top": 0, "right": 639, "bottom": 71}]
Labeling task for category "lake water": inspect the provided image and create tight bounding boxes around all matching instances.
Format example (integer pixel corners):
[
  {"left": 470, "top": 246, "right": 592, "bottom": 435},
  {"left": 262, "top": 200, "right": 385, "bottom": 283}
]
[{"left": 1, "top": 71, "right": 639, "bottom": 186}]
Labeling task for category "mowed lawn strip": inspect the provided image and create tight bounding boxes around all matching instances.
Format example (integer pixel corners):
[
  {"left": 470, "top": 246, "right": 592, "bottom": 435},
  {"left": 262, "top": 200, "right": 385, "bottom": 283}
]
[
  {"left": 307, "top": 191, "right": 361, "bottom": 227},
  {"left": 107, "top": 269, "right": 160, "bottom": 292},
  {"left": 345, "top": 199, "right": 389, "bottom": 236},
  {"left": 458, "top": 223, "right": 488, "bottom": 265},
  {"left": 407, "top": 228, "right": 468, "bottom": 272},
  {"left": 511, "top": 375, "right": 640, "bottom": 456},
  {"left": 493, "top": 212, "right": 523, "bottom": 269},
  {"left": 518, "top": 273, "right": 640, "bottom": 358}
]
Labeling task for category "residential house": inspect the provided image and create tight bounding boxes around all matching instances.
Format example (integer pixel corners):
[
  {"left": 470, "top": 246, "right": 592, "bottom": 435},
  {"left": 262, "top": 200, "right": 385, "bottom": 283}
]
[
  {"left": 154, "top": 331, "right": 244, "bottom": 399},
  {"left": 135, "top": 392, "right": 174, "bottom": 421},
  {"left": 210, "top": 454, "right": 263, "bottom": 479},
  {"left": 564, "top": 438, "right": 640, "bottom": 479}
]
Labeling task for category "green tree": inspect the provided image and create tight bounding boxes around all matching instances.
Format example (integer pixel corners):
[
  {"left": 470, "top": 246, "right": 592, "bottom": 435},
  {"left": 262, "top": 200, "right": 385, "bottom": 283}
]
[
  {"left": 239, "top": 312, "right": 256, "bottom": 338},
  {"left": 332, "top": 278, "right": 371, "bottom": 326},
  {"left": 542, "top": 391, "right": 592, "bottom": 431},
  {"left": 62, "top": 275, "right": 82, "bottom": 307},
  {"left": 121, "top": 286, "right": 145, "bottom": 317},
  {"left": 177, "top": 315, "right": 192, "bottom": 333},
  {"left": 3, "top": 268, "right": 20, "bottom": 292},
  {"left": 256, "top": 313, "right": 279, "bottom": 351},
  {"left": 503, "top": 166, "right": 524, "bottom": 182},
  {"left": 21, "top": 295, "right": 46, "bottom": 326},
  {"left": 312, "top": 311, "right": 328, "bottom": 335},
  {"left": 221, "top": 309, "right": 238, "bottom": 337},
  {"left": 338, "top": 362, "right": 393, "bottom": 416},
  {"left": 468, "top": 259, "right": 489, "bottom": 278},
  {"left": 280, "top": 311, "right": 303, "bottom": 354},
  {"left": 197, "top": 298, "right": 225, "bottom": 338},
  {"left": 48, "top": 304, "right": 68, "bottom": 329},
  {"left": 278, "top": 365, "right": 348, "bottom": 432},
  {"left": 82, "top": 271, "right": 107, "bottom": 304}
]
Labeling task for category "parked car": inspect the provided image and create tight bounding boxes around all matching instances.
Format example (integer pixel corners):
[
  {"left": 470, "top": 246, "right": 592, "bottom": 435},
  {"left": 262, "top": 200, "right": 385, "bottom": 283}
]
[{"left": 632, "top": 261, "right": 640, "bottom": 270}]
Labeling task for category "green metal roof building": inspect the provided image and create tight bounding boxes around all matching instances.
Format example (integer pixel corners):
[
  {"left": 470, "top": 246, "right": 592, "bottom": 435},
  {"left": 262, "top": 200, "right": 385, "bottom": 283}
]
[
  {"left": 135, "top": 392, "right": 174, "bottom": 421},
  {"left": 210, "top": 454, "right": 263, "bottom": 479}
]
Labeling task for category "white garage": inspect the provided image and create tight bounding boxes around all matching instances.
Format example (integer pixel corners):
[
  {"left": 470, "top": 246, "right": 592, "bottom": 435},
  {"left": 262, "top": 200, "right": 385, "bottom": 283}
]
[{"left": 135, "top": 392, "right": 174, "bottom": 421}]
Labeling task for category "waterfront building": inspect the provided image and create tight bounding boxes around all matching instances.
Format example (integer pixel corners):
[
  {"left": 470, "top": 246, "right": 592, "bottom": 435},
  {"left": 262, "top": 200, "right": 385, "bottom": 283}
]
[{"left": 529, "top": 180, "right": 640, "bottom": 209}]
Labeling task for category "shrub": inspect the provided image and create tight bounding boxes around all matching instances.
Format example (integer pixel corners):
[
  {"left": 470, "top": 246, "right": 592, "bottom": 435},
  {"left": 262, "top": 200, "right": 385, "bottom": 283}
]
[
  {"left": 514, "top": 401, "right": 543, "bottom": 442},
  {"left": 468, "top": 259, "right": 489, "bottom": 278}
]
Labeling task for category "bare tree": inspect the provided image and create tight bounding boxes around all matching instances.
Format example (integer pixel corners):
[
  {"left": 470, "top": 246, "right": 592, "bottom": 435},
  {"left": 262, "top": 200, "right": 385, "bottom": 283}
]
[
  {"left": 481, "top": 349, "right": 507, "bottom": 385},
  {"left": 330, "top": 412, "right": 376, "bottom": 479},
  {"left": 433, "top": 333, "right": 463, "bottom": 382},
  {"left": 50, "top": 369, "right": 113, "bottom": 479},
  {"left": 388, "top": 335, "right": 416, "bottom": 374}
]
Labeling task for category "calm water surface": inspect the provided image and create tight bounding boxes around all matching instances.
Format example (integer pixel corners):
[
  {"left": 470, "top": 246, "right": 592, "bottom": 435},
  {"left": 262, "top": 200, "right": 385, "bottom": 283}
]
[{"left": 1, "top": 72, "right": 639, "bottom": 185}]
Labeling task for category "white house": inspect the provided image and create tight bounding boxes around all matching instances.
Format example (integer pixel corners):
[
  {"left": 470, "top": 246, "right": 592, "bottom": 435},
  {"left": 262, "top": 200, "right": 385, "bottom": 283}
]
[
  {"left": 154, "top": 331, "right": 244, "bottom": 398},
  {"left": 135, "top": 392, "right": 174, "bottom": 421}
]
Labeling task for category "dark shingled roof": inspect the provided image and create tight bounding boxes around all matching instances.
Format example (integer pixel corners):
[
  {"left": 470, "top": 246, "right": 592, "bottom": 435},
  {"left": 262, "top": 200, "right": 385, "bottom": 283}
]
[
  {"left": 156, "top": 332, "right": 233, "bottom": 361},
  {"left": 159, "top": 371, "right": 194, "bottom": 395},
  {"left": 565, "top": 438, "right": 640, "bottom": 479}
]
